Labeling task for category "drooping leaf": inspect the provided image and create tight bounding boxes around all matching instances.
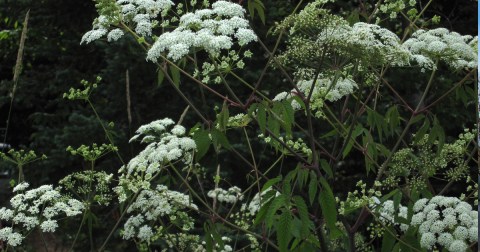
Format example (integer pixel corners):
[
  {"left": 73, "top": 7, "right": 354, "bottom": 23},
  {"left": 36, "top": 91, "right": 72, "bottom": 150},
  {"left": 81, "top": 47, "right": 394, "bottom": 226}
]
[
  {"left": 210, "top": 128, "right": 231, "bottom": 150},
  {"left": 308, "top": 172, "right": 318, "bottom": 205},
  {"left": 342, "top": 124, "right": 364, "bottom": 158},
  {"left": 169, "top": 65, "right": 181, "bottom": 88},
  {"left": 381, "top": 226, "right": 397, "bottom": 252},
  {"left": 413, "top": 117, "right": 430, "bottom": 143},
  {"left": 281, "top": 100, "right": 295, "bottom": 137},
  {"left": 319, "top": 159, "right": 333, "bottom": 178},
  {"left": 247, "top": 0, "right": 266, "bottom": 24},
  {"left": 293, "top": 196, "right": 312, "bottom": 238},
  {"left": 276, "top": 210, "right": 292, "bottom": 252},
  {"left": 261, "top": 176, "right": 282, "bottom": 192},
  {"left": 216, "top": 100, "right": 229, "bottom": 132},
  {"left": 319, "top": 177, "right": 341, "bottom": 238},
  {"left": 157, "top": 67, "right": 165, "bottom": 87},
  {"left": 257, "top": 103, "right": 267, "bottom": 133},
  {"left": 265, "top": 194, "right": 287, "bottom": 228},
  {"left": 193, "top": 129, "right": 211, "bottom": 161}
]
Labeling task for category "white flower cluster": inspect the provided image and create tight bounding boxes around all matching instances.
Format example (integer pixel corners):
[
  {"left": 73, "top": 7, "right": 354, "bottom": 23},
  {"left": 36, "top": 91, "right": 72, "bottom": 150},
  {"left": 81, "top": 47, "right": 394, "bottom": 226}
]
[
  {"left": 81, "top": 0, "right": 174, "bottom": 44},
  {"left": 81, "top": 15, "right": 111, "bottom": 44},
  {"left": 403, "top": 28, "right": 478, "bottom": 70},
  {"left": 372, "top": 199, "right": 409, "bottom": 232},
  {"left": 127, "top": 118, "right": 197, "bottom": 174},
  {"left": 126, "top": 118, "right": 196, "bottom": 171},
  {"left": 242, "top": 187, "right": 280, "bottom": 215},
  {"left": 118, "top": 0, "right": 174, "bottom": 36},
  {"left": 319, "top": 22, "right": 411, "bottom": 66},
  {"left": 278, "top": 2, "right": 411, "bottom": 69},
  {"left": 207, "top": 186, "right": 244, "bottom": 204},
  {"left": 116, "top": 118, "right": 196, "bottom": 200},
  {"left": 0, "top": 182, "right": 84, "bottom": 247},
  {"left": 273, "top": 76, "right": 357, "bottom": 117},
  {"left": 411, "top": 196, "right": 477, "bottom": 251},
  {"left": 122, "top": 184, "right": 198, "bottom": 242},
  {"left": 146, "top": 1, "right": 257, "bottom": 62},
  {"left": 224, "top": 113, "right": 251, "bottom": 128}
]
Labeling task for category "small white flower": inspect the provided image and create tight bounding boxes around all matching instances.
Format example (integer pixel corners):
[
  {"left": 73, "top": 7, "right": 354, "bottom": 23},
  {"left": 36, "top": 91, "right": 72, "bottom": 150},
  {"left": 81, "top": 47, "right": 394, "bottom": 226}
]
[
  {"left": 0, "top": 207, "right": 14, "bottom": 220},
  {"left": 419, "top": 220, "right": 432, "bottom": 234},
  {"left": 468, "top": 226, "right": 478, "bottom": 243},
  {"left": 13, "top": 182, "right": 30, "bottom": 192},
  {"left": 426, "top": 209, "right": 440, "bottom": 221},
  {"left": 448, "top": 240, "right": 467, "bottom": 252},
  {"left": 438, "top": 232, "right": 454, "bottom": 247},
  {"left": 81, "top": 28, "right": 108, "bottom": 44},
  {"left": 137, "top": 225, "right": 154, "bottom": 241},
  {"left": 420, "top": 232, "right": 436, "bottom": 250},
  {"left": 40, "top": 220, "right": 58, "bottom": 232},
  {"left": 458, "top": 213, "right": 473, "bottom": 227},
  {"left": 453, "top": 226, "right": 469, "bottom": 240},
  {"left": 235, "top": 28, "right": 257, "bottom": 46},
  {"left": 212, "top": 1, "right": 245, "bottom": 17},
  {"left": 411, "top": 212, "right": 424, "bottom": 225},
  {"left": 413, "top": 198, "right": 429, "bottom": 212},
  {"left": 171, "top": 125, "right": 186, "bottom": 136},
  {"left": 430, "top": 220, "right": 445, "bottom": 234},
  {"left": 107, "top": 29, "right": 124, "bottom": 42},
  {"left": 6, "top": 232, "right": 23, "bottom": 247}
]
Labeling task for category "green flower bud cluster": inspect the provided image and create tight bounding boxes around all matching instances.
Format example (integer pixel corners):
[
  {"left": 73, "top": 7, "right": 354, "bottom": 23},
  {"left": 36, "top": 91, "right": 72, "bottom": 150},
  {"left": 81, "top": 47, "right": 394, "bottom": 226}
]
[
  {"left": 387, "top": 128, "right": 475, "bottom": 191},
  {"left": 66, "top": 143, "right": 117, "bottom": 162},
  {"left": 0, "top": 149, "right": 47, "bottom": 167},
  {"left": 63, "top": 76, "right": 101, "bottom": 100},
  {"left": 338, "top": 180, "right": 382, "bottom": 215},
  {"left": 59, "top": 170, "right": 114, "bottom": 206}
]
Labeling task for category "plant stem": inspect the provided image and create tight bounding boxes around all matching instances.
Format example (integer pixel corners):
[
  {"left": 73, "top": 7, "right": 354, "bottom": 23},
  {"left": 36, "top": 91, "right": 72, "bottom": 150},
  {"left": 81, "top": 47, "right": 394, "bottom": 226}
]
[
  {"left": 87, "top": 100, "right": 125, "bottom": 165},
  {"left": 375, "top": 62, "right": 438, "bottom": 181},
  {"left": 69, "top": 209, "right": 88, "bottom": 252},
  {"left": 168, "top": 163, "right": 280, "bottom": 250}
]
